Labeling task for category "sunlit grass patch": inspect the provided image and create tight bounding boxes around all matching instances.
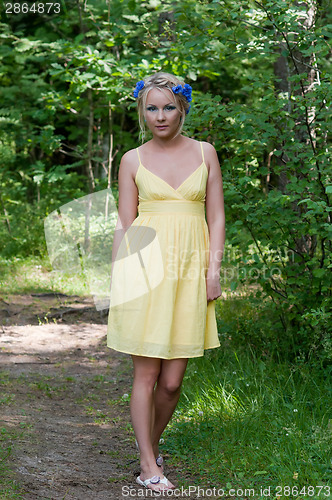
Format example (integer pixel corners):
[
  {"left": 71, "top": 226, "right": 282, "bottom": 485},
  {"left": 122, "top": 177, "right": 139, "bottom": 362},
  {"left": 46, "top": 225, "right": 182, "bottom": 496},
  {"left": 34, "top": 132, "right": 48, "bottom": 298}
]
[
  {"left": 165, "top": 350, "right": 332, "bottom": 496},
  {"left": 0, "top": 255, "right": 86, "bottom": 296}
]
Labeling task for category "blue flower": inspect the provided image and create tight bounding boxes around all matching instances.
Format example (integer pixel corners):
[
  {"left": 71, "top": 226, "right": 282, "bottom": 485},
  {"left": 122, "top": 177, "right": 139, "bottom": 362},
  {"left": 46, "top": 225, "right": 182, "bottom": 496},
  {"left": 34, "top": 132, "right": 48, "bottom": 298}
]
[
  {"left": 172, "top": 85, "right": 183, "bottom": 94},
  {"left": 172, "top": 83, "right": 192, "bottom": 104},
  {"left": 182, "top": 83, "right": 192, "bottom": 102},
  {"left": 171, "top": 83, "right": 192, "bottom": 113},
  {"left": 133, "top": 80, "right": 145, "bottom": 98}
]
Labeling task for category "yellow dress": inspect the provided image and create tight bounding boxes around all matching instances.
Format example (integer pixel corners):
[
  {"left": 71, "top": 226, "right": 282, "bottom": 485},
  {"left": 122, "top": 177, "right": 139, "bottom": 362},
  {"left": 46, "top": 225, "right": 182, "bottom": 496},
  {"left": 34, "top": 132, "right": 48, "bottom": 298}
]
[{"left": 107, "top": 141, "right": 220, "bottom": 359}]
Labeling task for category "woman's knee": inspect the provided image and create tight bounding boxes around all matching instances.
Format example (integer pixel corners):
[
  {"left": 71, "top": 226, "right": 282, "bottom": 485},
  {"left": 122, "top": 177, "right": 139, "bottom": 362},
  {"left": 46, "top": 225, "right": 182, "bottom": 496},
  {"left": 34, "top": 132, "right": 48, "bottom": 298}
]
[
  {"left": 132, "top": 357, "right": 160, "bottom": 389},
  {"left": 134, "top": 369, "right": 159, "bottom": 389},
  {"left": 157, "top": 358, "right": 188, "bottom": 396},
  {"left": 158, "top": 377, "right": 183, "bottom": 396}
]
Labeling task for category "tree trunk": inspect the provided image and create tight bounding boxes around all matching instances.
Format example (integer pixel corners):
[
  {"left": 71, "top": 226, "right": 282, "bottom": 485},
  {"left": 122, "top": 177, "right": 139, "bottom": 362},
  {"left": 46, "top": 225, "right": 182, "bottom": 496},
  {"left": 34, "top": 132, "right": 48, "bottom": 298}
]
[
  {"left": 84, "top": 89, "right": 95, "bottom": 254},
  {"left": 0, "top": 193, "right": 11, "bottom": 235},
  {"left": 86, "top": 88, "right": 95, "bottom": 193},
  {"left": 271, "top": 0, "right": 319, "bottom": 256}
]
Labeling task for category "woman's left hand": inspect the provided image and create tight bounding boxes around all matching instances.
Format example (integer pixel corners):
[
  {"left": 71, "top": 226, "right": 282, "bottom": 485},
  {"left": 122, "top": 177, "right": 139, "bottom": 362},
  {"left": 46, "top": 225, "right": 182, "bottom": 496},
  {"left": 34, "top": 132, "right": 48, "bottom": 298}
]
[{"left": 206, "top": 273, "right": 222, "bottom": 302}]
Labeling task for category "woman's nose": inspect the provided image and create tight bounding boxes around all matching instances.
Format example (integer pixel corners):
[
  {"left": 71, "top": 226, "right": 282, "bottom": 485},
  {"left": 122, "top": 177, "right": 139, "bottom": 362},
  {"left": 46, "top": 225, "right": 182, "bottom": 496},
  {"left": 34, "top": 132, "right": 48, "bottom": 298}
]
[{"left": 157, "top": 109, "right": 165, "bottom": 120}]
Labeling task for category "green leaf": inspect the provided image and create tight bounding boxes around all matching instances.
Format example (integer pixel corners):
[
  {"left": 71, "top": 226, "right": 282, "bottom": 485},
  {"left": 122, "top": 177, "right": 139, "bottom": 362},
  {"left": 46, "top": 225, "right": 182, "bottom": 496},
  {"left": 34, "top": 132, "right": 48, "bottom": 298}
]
[{"left": 312, "top": 269, "right": 325, "bottom": 278}]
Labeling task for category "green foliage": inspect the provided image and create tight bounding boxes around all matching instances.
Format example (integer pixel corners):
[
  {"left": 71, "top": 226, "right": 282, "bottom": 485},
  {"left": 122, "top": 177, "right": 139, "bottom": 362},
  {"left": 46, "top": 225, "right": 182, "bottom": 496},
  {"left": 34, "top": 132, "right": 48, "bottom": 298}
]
[
  {"left": 0, "top": 255, "right": 87, "bottom": 296},
  {"left": 177, "top": 0, "right": 331, "bottom": 363},
  {"left": 165, "top": 347, "right": 332, "bottom": 496},
  {"left": 0, "top": 0, "right": 331, "bottom": 363}
]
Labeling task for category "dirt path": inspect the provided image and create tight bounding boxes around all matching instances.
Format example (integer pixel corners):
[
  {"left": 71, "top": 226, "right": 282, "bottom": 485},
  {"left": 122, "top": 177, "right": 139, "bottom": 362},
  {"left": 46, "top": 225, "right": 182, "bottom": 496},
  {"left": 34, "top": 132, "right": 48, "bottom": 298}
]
[{"left": 0, "top": 294, "right": 178, "bottom": 499}]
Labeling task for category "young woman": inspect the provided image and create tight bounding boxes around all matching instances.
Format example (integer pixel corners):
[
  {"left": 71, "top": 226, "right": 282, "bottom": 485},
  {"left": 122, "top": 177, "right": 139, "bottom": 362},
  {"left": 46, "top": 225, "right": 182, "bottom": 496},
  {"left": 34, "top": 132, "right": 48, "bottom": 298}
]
[{"left": 107, "top": 72, "right": 225, "bottom": 492}]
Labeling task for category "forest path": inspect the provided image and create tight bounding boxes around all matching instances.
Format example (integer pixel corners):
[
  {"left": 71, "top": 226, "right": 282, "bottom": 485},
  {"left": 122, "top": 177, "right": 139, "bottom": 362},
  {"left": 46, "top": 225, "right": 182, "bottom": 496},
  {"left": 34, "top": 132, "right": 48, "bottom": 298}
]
[{"left": 0, "top": 294, "right": 177, "bottom": 499}]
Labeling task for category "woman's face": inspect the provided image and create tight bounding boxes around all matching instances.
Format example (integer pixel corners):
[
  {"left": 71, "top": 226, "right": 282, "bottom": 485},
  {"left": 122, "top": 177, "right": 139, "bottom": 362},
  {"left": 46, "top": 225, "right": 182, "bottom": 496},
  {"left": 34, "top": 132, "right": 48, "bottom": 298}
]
[{"left": 144, "top": 88, "right": 182, "bottom": 140}]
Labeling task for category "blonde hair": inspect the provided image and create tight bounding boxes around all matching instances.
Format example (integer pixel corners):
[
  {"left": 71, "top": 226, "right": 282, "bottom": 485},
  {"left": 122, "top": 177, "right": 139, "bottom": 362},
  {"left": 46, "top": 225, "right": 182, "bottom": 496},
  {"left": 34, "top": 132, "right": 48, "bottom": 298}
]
[{"left": 135, "top": 72, "right": 191, "bottom": 143}]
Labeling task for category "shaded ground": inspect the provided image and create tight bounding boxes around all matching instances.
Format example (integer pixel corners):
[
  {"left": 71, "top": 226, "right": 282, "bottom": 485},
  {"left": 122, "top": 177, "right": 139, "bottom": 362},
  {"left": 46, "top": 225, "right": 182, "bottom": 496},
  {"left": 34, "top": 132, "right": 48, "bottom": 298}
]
[{"left": 0, "top": 294, "right": 179, "bottom": 499}]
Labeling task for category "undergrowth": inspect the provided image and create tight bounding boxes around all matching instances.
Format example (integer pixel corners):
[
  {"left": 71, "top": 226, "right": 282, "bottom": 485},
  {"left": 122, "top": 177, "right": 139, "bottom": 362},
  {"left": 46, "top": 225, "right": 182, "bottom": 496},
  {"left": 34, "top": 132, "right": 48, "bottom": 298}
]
[
  {"left": 0, "top": 255, "right": 86, "bottom": 296},
  {"left": 164, "top": 348, "right": 331, "bottom": 499},
  {"left": 1, "top": 257, "right": 331, "bottom": 499}
]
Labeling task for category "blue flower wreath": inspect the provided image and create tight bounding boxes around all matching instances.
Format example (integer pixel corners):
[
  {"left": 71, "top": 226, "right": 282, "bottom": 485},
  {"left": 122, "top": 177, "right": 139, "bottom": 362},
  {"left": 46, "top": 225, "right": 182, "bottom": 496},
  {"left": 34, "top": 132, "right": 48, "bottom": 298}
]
[
  {"left": 171, "top": 85, "right": 182, "bottom": 94},
  {"left": 179, "top": 83, "right": 193, "bottom": 103},
  {"left": 133, "top": 80, "right": 145, "bottom": 98},
  {"left": 133, "top": 80, "right": 193, "bottom": 114},
  {"left": 172, "top": 83, "right": 192, "bottom": 114}
]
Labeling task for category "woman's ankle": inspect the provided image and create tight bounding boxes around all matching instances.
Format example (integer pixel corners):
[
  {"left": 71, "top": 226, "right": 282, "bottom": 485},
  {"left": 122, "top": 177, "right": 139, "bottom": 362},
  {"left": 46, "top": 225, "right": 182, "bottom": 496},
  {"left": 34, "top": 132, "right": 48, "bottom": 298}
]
[
  {"left": 140, "top": 451, "right": 157, "bottom": 468},
  {"left": 151, "top": 441, "right": 160, "bottom": 457},
  {"left": 140, "top": 459, "right": 163, "bottom": 476}
]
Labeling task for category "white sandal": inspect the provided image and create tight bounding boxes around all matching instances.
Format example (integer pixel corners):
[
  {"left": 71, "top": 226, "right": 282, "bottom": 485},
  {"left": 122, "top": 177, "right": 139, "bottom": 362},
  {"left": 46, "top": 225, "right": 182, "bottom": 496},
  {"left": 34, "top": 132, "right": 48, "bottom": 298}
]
[{"left": 136, "top": 475, "right": 171, "bottom": 490}]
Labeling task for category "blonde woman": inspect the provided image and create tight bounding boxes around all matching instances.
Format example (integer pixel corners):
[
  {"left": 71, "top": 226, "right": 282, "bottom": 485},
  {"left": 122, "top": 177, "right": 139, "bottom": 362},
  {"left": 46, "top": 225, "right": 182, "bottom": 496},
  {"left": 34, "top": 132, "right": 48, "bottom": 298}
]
[{"left": 107, "top": 72, "right": 225, "bottom": 492}]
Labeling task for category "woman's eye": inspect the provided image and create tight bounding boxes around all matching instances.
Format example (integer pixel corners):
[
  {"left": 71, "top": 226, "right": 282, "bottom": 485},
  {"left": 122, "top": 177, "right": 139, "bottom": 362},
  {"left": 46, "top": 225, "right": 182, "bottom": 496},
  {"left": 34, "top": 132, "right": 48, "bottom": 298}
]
[{"left": 146, "top": 105, "right": 176, "bottom": 112}]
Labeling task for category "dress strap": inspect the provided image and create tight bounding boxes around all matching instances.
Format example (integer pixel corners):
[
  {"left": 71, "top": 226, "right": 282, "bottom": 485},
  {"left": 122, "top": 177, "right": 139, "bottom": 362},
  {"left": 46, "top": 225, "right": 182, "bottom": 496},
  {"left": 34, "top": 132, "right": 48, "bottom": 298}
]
[
  {"left": 200, "top": 141, "right": 205, "bottom": 164},
  {"left": 136, "top": 147, "right": 142, "bottom": 165}
]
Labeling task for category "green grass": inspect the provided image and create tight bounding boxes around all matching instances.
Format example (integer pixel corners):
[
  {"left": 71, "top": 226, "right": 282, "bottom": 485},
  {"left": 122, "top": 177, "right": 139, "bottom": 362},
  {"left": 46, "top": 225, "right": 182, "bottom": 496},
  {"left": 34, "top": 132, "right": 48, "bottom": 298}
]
[
  {"left": 0, "top": 428, "right": 24, "bottom": 499},
  {"left": 1, "top": 256, "right": 331, "bottom": 499},
  {"left": 0, "top": 255, "right": 86, "bottom": 296},
  {"left": 164, "top": 348, "right": 331, "bottom": 499},
  {"left": 0, "top": 373, "right": 21, "bottom": 498}
]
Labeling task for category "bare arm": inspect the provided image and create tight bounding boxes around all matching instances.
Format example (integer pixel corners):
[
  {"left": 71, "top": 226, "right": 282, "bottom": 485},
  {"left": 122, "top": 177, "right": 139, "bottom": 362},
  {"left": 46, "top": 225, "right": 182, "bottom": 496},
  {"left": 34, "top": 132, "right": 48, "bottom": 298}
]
[
  {"left": 204, "top": 142, "right": 226, "bottom": 301},
  {"left": 110, "top": 150, "right": 139, "bottom": 280}
]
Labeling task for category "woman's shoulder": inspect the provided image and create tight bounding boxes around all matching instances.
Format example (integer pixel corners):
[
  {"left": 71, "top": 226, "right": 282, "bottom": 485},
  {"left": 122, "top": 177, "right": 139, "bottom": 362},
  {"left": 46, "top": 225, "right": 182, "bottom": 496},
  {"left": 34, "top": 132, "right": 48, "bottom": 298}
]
[
  {"left": 121, "top": 147, "right": 139, "bottom": 163},
  {"left": 185, "top": 139, "right": 217, "bottom": 170},
  {"left": 185, "top": 137, "right": 216, "bottom": 153},
  {"left": 200, "top": 140, "right": 217, "bottom": 154},
  {"left": 118, "top": 148, "right": 140, "bottom": 182},
  {"left": 185, "top": 139, "right": 219, "bottom": 175},
  {"left": 120, "top": 147, "right": 141, "bottom": 170},
  {"left": 122, "top": 140, "right": 153, "bottom": 159}
]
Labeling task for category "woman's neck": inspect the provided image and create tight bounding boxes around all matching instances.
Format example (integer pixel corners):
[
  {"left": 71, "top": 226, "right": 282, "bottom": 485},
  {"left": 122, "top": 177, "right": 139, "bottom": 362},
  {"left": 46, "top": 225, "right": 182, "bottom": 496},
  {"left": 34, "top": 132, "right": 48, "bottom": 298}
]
[{"left": 150, "top": 134, "right": 185, "bottom": 151}]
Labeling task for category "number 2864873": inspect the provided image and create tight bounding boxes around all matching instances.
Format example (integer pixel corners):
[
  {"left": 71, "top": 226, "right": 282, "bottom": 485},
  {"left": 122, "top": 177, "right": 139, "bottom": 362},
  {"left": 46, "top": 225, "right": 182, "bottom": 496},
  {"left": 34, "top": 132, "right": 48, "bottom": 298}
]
[{"left": 5, "top": 3, "right": 61, "bottom": 14}]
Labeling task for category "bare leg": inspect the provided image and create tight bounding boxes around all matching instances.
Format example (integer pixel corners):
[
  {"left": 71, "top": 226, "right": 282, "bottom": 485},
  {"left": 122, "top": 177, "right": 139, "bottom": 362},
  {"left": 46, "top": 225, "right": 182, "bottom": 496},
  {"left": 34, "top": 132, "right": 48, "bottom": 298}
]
[
  {"left": 130, "top": 355, "right": 174, "bottom": 491},
  {"left": 151, "top": 358, "right": 188, "bottom": 458}
]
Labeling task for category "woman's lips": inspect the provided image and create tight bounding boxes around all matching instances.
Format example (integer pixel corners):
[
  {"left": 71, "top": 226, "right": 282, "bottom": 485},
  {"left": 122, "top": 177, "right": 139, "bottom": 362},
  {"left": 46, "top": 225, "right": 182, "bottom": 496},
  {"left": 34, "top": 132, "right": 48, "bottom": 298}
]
[{"left": 156, "top": 125, "right": 168, "bottom": 130}]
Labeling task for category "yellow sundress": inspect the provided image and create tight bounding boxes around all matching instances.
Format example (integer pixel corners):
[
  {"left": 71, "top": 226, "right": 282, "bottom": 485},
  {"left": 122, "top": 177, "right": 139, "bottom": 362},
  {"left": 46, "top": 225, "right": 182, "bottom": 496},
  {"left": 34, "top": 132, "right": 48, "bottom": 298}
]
[{"left": 107, "top": 141, "right": 220, "bottom": 359}]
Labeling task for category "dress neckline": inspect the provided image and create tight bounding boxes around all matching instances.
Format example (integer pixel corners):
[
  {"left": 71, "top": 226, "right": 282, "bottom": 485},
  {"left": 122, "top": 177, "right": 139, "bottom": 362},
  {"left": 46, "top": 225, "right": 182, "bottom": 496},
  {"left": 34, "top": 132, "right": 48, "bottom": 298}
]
[{"left": 136, "top": 161, "right": 207, "bottom": 192}]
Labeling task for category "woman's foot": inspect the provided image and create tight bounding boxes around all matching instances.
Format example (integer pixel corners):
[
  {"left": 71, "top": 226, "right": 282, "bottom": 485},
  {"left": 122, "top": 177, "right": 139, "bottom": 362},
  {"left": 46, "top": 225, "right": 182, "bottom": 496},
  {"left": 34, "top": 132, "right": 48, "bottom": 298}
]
[
  {"left": 136, "top": 474, "right": 173, "bottom": 492},
  {"left": 139, "top": 463, "right": 174, "bottom": 491}
]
